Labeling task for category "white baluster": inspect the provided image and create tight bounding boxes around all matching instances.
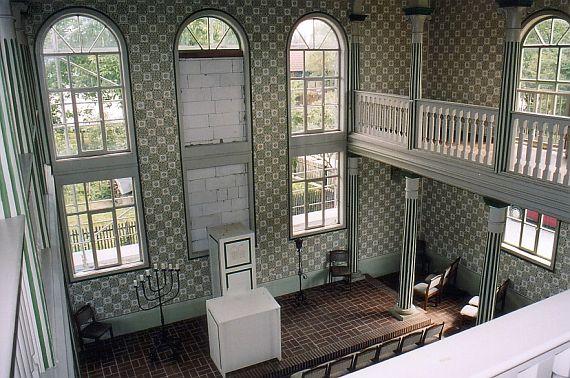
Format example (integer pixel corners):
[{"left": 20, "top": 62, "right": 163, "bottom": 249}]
[
  {"left": 553, "top": 125, "right": 565, "bottom": 184},
  {"left": 469, "top": 112, "right": 479, "bottom": 161},
  {"left": 430, "top": 106, "right": 436, "bottom": 152},
  {"left": 477, "top": 113, "right": 486, "bottom": 163},
  {"left": 485, "top": 114, "right": 495, "bottom": 166},
  {"left": 442, "top": 108, "right": 450, "bottom": 156},
  {"left": 450, "top": 109, "right": 457, "bottom": 156},
  {"left": 461, "top": 111, "right": 471, "bottom": 159},
  {"left": 542, "top": 123, "right": 555, "bottom": 182},
  {"left": 524, "top": 121, "right": 536, "bottom": 177},
  {"left": 420, "top": 103, "right": 427, "bottom": 149},
  {"left": 455, "top": 110, "right": 463, "bottom": 158},
  {"left": 533, "top": 122, "right": 545, "bottom": 178},
  {"left": 514, "top": 118, "right": 526, "bottom": 174}
]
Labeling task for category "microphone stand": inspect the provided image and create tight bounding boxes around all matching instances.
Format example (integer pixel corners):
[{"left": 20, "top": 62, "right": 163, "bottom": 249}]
[{"left": 295, "top": 238, "right": 307, "bottom": 306}]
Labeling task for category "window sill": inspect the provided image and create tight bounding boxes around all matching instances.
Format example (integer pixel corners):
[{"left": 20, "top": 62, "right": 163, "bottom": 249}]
[
  {"left": 291, "top": 223, "right": 346, "bottom": 240},
  {"left": 501, "top": 243, "right": 554, "bottom": 271},
  {"left": 70, "top": 260, "right": 148, "bottom": 282}
]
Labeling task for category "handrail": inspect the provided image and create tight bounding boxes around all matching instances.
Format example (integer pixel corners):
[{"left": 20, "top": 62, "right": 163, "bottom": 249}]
[
  {"left": 0, "top": 216, "right": 25, "bottom": 378},
  {"left": 417, "top": 98, "right": 499, "bottom": 113},
  {"left": 354, "top": 90, "right": 408, "bottom": 100}
]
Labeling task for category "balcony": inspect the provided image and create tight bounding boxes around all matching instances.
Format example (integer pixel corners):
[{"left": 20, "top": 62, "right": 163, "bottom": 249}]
[{"left": 349, "top": 91, "right": 570, "bottom": 221}]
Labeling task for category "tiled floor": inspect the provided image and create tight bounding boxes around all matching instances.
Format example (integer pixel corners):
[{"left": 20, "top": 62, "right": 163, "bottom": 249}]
[{"left": 79, "top": 274, "right": 471, "bottom": 378}]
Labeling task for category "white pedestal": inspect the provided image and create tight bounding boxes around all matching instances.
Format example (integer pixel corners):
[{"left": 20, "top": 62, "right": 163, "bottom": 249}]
[{"left": 206, "top": 287, "right": 281, "bottom": 376}]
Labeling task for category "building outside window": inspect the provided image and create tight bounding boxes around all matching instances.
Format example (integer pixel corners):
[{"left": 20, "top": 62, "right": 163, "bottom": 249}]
[
  {"left": 38, "top": 11, "right": 147, "bottom": 280},
  {"left": 288, "top": 15, "right": 346, "bottom": 237},
  {"left": 502, "top": 206, "right": 559, "bottom": 269}
]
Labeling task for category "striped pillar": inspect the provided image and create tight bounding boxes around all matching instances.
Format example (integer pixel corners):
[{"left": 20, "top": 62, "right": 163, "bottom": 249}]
[
  {"left": 493, "top": 2, "right": 532, "bottom": 173},
  {"left": 391, "top": 175, "right": 420, "bottom": 319},
  {"left": 476, "top": 198, "right": 508, "bottom": 325},
  {"left": 347, "top": 156, "right": 360, "bottom": 275},
  {"left": 348, "top": 13, "right": 367, "bottom": 131},
  {"left": 403, "top": 8, "right": 432, "bottom": 150}
]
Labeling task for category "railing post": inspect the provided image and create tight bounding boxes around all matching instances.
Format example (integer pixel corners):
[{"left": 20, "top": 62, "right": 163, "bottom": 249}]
[
  {"left": 347, "top": 156, "right": 362, "bottom": 280},
  {"left": 348, "top": 6, "right": 368, "bottom": 133},
  {"left": 477, "top": 198, "right": 508, "bottom": 325},
  {"left": 493, "top": 0, "right": 533, "bottom": 173},
  {"left": 403, "top": 4, "right": 433, "bottom": 150}
]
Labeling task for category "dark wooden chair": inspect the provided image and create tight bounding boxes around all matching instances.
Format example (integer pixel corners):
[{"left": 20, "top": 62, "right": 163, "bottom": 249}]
[
  {"left": 413, "top": 273, "right": 443, "bottom": 309},
  {"left": 351, "top": 345, "right": 378, "bottom": 371},
  {"left": 421, "top": 323, "right": 445, "bottom": 345},
  {"left": 425, "top": 256, "right": 461, "bottom": 298},
  {"left": 460, "top": 279, "right": 511, "bottom": 325},
  {"left": 328, "top": 249, "right": 351, "bottom": 288},
  {"left": 397, "top": 330, "right": 424, "bottom": 354},
  {"left": 74, "top": 304, "right": 113, "bottom": 350},
  {"left": 328, "top": 354, "right": 354, "bottom": 377},
  {"left": 376, "top": 338, "right": 400, "bottom": 361},
  {"left": 301, "top": 363, "right": 329, "bottom": 377},
  {"left": 495, "top": 278, "right": 511, "bottom": 313}
]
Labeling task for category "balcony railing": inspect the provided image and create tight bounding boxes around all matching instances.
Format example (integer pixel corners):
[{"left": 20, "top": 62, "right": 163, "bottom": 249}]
[
  {"left": 417, "top": 99, "right": 497, "bottom": 167},
  {"left": 510, "top": 112, "right": 569, "bottom": 185},
  {"left": 354, "top": 91, "right": 408, "bottom": 145}
]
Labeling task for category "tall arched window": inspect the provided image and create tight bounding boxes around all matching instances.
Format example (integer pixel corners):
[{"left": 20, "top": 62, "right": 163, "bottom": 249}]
[
  {"left": 38, "top": 10, "right": 147, "bottom": 280},
  {"left": 518, "top": 16, "right": 570, "bottom": 116},
  {"left": 287, "top": 15, "right": 347, "bottom": 237}
]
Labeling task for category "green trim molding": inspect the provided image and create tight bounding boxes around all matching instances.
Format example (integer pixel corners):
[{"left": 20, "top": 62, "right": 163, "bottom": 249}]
[
  {"left": 496, "top": 0, "right": 533, "bottom": 8},
  {"left": 403, "top": 7, "right": 434, "bottom": 16}
]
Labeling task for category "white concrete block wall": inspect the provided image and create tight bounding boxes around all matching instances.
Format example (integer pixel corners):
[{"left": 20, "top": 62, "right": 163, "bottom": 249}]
[
  {"left": 178, "top": 57, "right": 246, "bottom": 145},
  {"left": 187, "top": 164, "right": 250, "bottom": 252}
]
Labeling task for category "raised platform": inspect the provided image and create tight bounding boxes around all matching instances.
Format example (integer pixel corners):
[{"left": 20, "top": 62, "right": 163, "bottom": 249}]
[{"left": 79, "top": 277, "right": 438, "bottom": 377}]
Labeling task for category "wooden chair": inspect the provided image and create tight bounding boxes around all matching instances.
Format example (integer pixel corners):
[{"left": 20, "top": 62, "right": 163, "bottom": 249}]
[
  {"left": 300, "top": 363, "right": 329, "bottom": 377},
  {"left": 328, "top": 250, "right": 351, "bottom": 287},
  {"left": 413, "top": 273, "right": 443, "bottom": 309},
  {"left": 74, "top": 304, "right": 113, "bottom": 350},
  {"left": 377, "top": 338, "right": 400, "bottom": 362},
  {"left": 447, "top": 257, "right": 461, "bottom": 287},
  {"left": 351, "top": 345, "right": 379, "bottom": 371},
  {"left": 397, "top": 330, "right": 424, "bottom": 354},
  {"left": 460, "top": 279, "right": 511, "bottom": 324},
  {"left": 329, "top": 355, "right": 354, "bottom": 377},
  {"left": 421, "top": 323, "right": 445, "bottom": 345}
]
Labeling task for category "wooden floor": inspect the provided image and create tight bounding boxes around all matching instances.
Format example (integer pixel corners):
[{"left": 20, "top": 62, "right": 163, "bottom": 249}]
[{"left": 79, "top": 274, "right": 472, "bottom": 378}]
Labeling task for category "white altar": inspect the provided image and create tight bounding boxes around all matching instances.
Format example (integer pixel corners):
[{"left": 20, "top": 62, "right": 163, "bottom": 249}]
[{"left": 206, "top": 287, "right": 281, "bottom": 376}]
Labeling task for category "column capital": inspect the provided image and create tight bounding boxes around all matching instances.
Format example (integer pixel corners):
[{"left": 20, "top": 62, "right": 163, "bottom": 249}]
[
  {"left": 483, "top": 197, "right": 509, "bottom": 208},
  {"left": 405, "top": 176, "right": 420, "bottom": 199},
  {"left": 487, "top": 205, "right": 507, "bottom": 234},
  {"left": 348, "top": 157, "right": 359, "bottom": 176},
  {"left": 496, "top": 0, "right": 533, "bottom": 7},
  {"left": 496, "top": 1, "right": 533, "bottom": 42}
]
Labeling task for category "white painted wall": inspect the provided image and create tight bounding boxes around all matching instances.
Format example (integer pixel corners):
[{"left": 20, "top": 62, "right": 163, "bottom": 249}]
[
  {"left": 178, "top": 57, "right": 246, "bottom": 145},
  {"left": 187, "top": 164, "right": 249, "bottom": 252}
]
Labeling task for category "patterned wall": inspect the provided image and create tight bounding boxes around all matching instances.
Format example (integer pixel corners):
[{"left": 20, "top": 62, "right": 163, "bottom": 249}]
[
  {"left": 25, "top": 0, "right": 412, "bottom": 320},
  {"left": 420, "top": 179, "right": 570, "bottom": 303}
]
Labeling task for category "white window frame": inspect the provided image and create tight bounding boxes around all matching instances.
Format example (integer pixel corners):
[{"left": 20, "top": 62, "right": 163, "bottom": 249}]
[
  {"left": 518, "top": 13, "right": 570, "bottom": 117},
  {"left": 287, "top": 14, "right": 348, "bottom": 239},
  {"left": 37, "top": 8, "right": 148, "bottom": 281},
  {"left": 501, "top": 206, "right": 559, "bottom": 271}
]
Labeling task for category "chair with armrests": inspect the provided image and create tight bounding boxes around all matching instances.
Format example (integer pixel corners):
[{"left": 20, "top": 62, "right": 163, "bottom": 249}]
[
  {"left": 447, "top": 257, "right": 461, "bottom": 287},
  {"left": 421, "top": 323, "right": 445, "bottom": 345},
  {"left": 377, "top": 338, "right": 401, "bottom": 362},
  {"left": 329, "top": 354, "right": 355, "bottom": 377},
  {"left": 73, "top": 303, "right": 113, "bottom": 350},
  {"left": 351, "top": 345, "right": 379, "bottom": 371},
  {"left": 413, "top": 273, "right": 443, "bottom": 309},
  {"left": 300, "top": 362, "right": 329, "bottom": 378},
  {"left": 460, "top": 279, "right": 511, "bottom": 324},
  {"left": 397, "top": 330, "right": 424, "bottom": 354},
  {"left": 328, "top": 250, "right": 351, "bottom": 288}
]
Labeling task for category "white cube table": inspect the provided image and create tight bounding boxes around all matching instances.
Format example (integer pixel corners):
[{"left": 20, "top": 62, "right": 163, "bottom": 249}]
[{"left": 206, "top": 287, "right": 281, "bottom": 376}]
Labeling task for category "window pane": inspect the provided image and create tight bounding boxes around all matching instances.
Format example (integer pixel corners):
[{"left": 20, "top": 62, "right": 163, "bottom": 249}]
[
  {"left": 218, "top": 29, "right": 240, "bottom": 49},
  {"left": 291, "top": 88, "right": 304, "bottom": 107},
  {"left": 53, "top": 124, "right": 78, "bottom": 157},
  {"left": 209, "top": 18, "right": 229, "bottom": 49},
  {"left": 63, "top": 183, "right": 87, "bottom": 214},
  {"left": 178, "top": 28, "right": 201, "bottom": 50},
  {"left": 106, "top": 121, "right": 128, "bottom": 151},
  {"left": 324, "top": 153, "right": 339, "bottom": 177},
  {"left": 305, "top": 51, "right": 323, "bottom": 77},
  {"left": 307, "top": 183, "right": 323, "bottom": 228},
  {"left": 524, "top": 28, "right": 543, "bottom": 46},
  {"left": 324, "top": 51, "right": 338, "bottom": 77},
  {"left": 296, "top": 20, "right": 314, "bottom": 49},
  {"left": 536, "top": 228, "right": 555, "bottom": 261},
  {"left": 188, "top": 18, "right": 209, "bottom": 49},
  {"left": 92, "top": 211, "right": 118, "bottom": 267},
  {"left": 553, "top": 18, "right": 570, "bottom": 44},
  {"left": 305, "top": 154, "right": 324, "bottom": 179},
  {"left": 87, "top": 180, "right": 113, "bottom": 210},
  {"left": 75, "top": 92, "right": 101, "bottom": 123},
  {"left": 290, "top": 30, "right": 309, "bottom": 49},
  {"left": 44, "top": 57, "right": 70, "bottom": 89},
  {"left": 118, "top": 207, "right": 141, "bottom": 264},
  {"left": 68, "top": 214, "right": 94, "bottom": 274},
  {"left": 98, "top": 54, "right": 122, "bottom": 86},
  {"left": 559, "top": 48, "right": 570, "bottom": 81},
  {"left": 113, "top": 178, "right": 134, "bottom": 206},
  {"left": 521, "top": 223, "right": 537, "bottom": 250},
  {"left": 521, "top": 48, "right": 539, "bottom": 80},
  {"left": 102, "top": 94, "right": 124, "bottom": 121},
  {"left": 79, "top": 122, "right": 103, "bottom": 151},
  {"left": 542, "top": 214, "right": 558, "bottom": 230},
  {"left": 538, "top": 48, "right": 559, "bottom": 80},
  {"left": 53, "top": 16, "right": 82, "bottom": 53},
  {"left": 70, "top": 55, "right": 98, "bottom": 88},
  {"left": 307, "top": 106, "right": 323, "bottom": 130},
  {"left": 504, "top": 217, "right": 522, "bottom": 246},
  {"left": 306, "top": 80, "right": 323, "bottom": 106},
  {"left": 324, "top": 106, "right": 339, "bottom": 130},
  {"left": 313, "top": 19, "right": 332, "bottom": 49},
  {"left": 78, "top": 16, "right": 105, "bottom": 52},
  {"left": 536, "top": 19, "right": 553, "bottom": 44},
  {"left": 324, "top": 177, "right": 339, "bottom": 226},
  {"left": 291, "top": 156, "right": 305, "bottom": 181},
  {"left": 291, "top": 182, "right": 305, "bottom": 217},
  {"left": 291, "top": 107, "right": 305, "bottom": 133},
  {"left": 289, "top": 51, "right": 304, "bottom": 78}
]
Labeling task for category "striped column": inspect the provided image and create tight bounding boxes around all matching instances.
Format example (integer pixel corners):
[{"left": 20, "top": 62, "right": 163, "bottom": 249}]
[
  {"left": 348, "top": 13, "right": 367, "bottom": 131},
  {"left": 391, "top": 175, "right": 420, "bottom": 319},
  {"left": 347, "top": 156, "right": 360, "bottom": 275},
  {"left": 403, "top": 8, "right": 432, "bottom": 150},
  {"left": 476, "top": 198, "right": 508, "bottom": 325},
  {"left": 493, "top": 2, "right": 532, "bottom": 173}
]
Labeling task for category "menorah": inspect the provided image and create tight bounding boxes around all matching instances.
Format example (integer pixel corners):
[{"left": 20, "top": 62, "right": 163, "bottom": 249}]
[{"left": 133, "top": 262, "right": 181, "bottom": 361}]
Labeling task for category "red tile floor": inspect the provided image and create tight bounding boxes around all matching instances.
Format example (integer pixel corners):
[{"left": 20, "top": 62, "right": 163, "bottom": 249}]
[{"left": 79, "top": 274, "right": 472, "bottom": 378}]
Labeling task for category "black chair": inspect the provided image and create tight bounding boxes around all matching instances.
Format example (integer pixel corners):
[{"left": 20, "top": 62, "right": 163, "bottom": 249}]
[
  {"left": 329, "top": 355, "right": 354, "bottom": 377},
  {"left": 421, "top": 323, "right": 445, "bottom": 345},
  {"left": 352, "top": 345, "right": 378, "bottom": 371},
  {"left": 377, "top": 338, "right": 401, "bottom": 361},
  {"left": 328, "top": 250, "right": 351, "bottom": 288},
  {"left": 397, "top": 330, "right": 424, "bottom": 354},
  {"left": 301, "top": 363, "right": 329, "bottom": 377},
  {"left": 74, "top": 304, "right": 113, "bottom": 350}
]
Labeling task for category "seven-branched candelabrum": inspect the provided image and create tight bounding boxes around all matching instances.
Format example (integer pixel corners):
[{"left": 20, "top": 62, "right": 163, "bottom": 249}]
[{"left": 132, "top": 263, "right": 181, "bottom": 361}]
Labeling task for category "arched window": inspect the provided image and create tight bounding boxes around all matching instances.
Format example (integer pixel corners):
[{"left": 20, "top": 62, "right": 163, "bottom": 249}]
[
  {"left": 518, "top": 16, "right": 570, "bottom": 116},
  {"left": 289, "top": 17, "right": 344, "bottom": 134},
  {"left": 287, "top": 15, "right": 347, "bottom": 237},
  {"left": 175, "top": 12, "right": 254, "bottom": 256},
  {"left": 38, "top": 11, "right": 147, "bottom": 280}
]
